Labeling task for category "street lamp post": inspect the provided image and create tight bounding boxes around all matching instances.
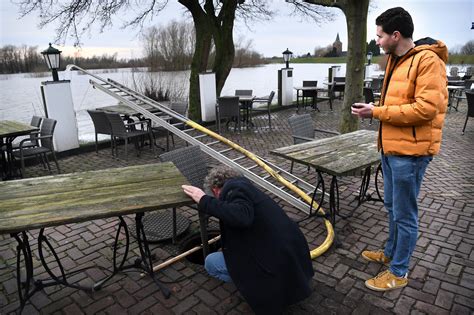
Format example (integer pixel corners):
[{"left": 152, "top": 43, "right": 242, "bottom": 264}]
[
  {"left": 367, "top": 51, "right": 373, "bottom": 65},
  {"left": 41, "top": 43, "right": 62, "bottom": 82},
  {"left": 282, "top": 48, "right": 293, "bottom": 69}
]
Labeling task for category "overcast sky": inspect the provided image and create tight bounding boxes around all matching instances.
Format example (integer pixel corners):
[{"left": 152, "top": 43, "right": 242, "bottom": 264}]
[{"left": 1, "top": 0, "right": 472, "bottom": 59}]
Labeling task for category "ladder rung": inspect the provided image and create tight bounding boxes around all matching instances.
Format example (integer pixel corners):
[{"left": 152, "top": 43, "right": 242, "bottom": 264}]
[
  {"left": 207, "top": 141, "right": 220, "bottom": 146},
  {"left": 219, "top": 148, "right": 232, "bottom": 154},
  {"left": 247, "top": 165, "right": 259, "bottom": 171},
  {"left": 193, "top": 134, "right": 207, "bottom": 140},
  {"left": 232, "top": 156, "right": 246, "bottom": 162}
]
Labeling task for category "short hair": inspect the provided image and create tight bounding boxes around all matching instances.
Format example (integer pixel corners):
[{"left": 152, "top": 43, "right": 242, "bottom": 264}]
[
  {"left": 376, "top": 7, "right": 414, "bottom": 39},
  {"left": 204, "top": 165, "right": 242, "bottom": 190}
]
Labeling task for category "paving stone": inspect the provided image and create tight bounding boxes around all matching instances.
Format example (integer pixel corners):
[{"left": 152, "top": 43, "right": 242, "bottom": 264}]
[
  {"left": 414, "top": 300, "right": 450, "bottom": 315},
  {"left": 393, "top": 295, "right": 416, "bottom": 314},
  {"left": 434, "top": 289, "right": 455, "bottom": 310},
  {"left": 450, "top": 304, "right": 472, "bottom": 315},
  {"left": 194, "top": 288, "right": 220, "bottom": 307}
]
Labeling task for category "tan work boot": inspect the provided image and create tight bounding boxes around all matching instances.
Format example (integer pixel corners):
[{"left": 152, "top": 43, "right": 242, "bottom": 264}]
[
  {"left": 362, "top": 250, "right": 391, "bottom": 266},
  {"left": 365, "top": 270, "right": 408, "bottom": 291}
]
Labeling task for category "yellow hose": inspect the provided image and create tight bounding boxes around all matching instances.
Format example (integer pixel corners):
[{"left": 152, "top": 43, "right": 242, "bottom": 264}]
[{"left": 185, "top": 120, "right": 334, "bottom": 258}]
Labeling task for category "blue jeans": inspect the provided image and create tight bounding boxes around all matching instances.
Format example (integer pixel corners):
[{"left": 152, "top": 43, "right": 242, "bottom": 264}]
[
  {"left": 381, "top": 154, "right": 432, "bottom": 277},
  {"left": 204, "top": 252, "right": 232, "bottom": 283}
]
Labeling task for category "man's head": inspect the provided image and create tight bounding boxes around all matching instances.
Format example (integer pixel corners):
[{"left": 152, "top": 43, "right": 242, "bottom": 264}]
[
  {"left": 376, "top": 7, "right": 414, "bottom": 55},
  {"left": 204, "top": 165, "right": 241, "bottom": 198}
]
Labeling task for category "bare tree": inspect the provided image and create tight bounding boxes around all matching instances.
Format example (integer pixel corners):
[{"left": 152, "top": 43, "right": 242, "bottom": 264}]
[
  {"left": 142, "top": 21, "right": 195, "bottom": 71},
  {"left": 461, "top": 40, "right": 474, "bottom": 55}
]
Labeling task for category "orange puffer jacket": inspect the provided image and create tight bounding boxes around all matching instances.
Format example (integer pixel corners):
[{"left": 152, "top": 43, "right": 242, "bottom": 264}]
[{"left": 372, "top": 38, "right": 448, "bottom": 156}]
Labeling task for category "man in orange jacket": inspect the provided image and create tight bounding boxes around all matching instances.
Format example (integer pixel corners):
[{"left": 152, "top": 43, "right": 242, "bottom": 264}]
[{"left": 352, "top": 7, "right": 448, "bottom": 291}]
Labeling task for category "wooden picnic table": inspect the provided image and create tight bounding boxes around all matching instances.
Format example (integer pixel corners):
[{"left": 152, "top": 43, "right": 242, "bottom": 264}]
[
  {"left": 271, "top": 130, "right": 382, "bottom": 232},
  {"left": 0, "top": 162, "right": 195, "bottom": 311}
]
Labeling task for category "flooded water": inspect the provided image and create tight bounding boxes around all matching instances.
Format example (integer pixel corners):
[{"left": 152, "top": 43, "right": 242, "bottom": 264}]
[{"left": 0, "top": 62, "right": 373, "bottom": 142}]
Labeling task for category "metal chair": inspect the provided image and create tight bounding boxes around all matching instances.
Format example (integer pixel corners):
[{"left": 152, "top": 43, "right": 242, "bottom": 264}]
[
  {"left": 329, "top": 77, "right": 345, "bottom": 108},
  {"left": 449, "top": 66, "right": 459, "bottom": 77},
  {"left": 370, "top": 77, "right": 383, "bottom": 93},
  {"left": 363, "top": 87, "right": 380, "bottom": 125},
  {"left": 216, "top": 96, "right": 241, "bottom": 133},
  {"left": 288, "top": 113, "right": 339, "bottom": 172},
  {"left": 11, "top": 115, "right": 43, "bottom": 150},
  {"left": 13, "top": 117, "right": 60, "bottom": 176},
  {"left": 462, "top": 91, "right": 474, "bottom": 135},
  {"left": 252, "top": 91, "right": 275, "bottom": 130},
  {"left": 105, "top": 112, "right": 155, "bottom": 159},
  {"left": 157, "top": 146, "right": 210, "bottom": 243},
  {"left": 454, "top": 79, "right": 474, "bottom": 110},
  {"left": 302, "top": 81, "right": 318, "bottom": 110},
  {"left": 235, "top": 89, "right": 253, "bottom": 97},
  {"left": 87, "top": 110, "right": 113, "bottom": 154}
]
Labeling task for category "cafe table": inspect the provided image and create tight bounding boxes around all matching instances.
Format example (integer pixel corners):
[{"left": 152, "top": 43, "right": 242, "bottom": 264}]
[
  {"left": 271, "top": 130, "right": 382, "bottom": 229},
  {"left": 293, "top": 86, "right": 329, "bottom": 111},
  {"left": 0, "top": 120, "right": 38, "bottom": 180},
  {"left": 0, "top": 162, "right": 195, "bottom": 312}
]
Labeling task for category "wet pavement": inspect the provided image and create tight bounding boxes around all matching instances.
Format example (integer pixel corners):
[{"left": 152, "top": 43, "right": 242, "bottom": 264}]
[{"left": 1, "top": 99, "right": 473, "bottom": 314}]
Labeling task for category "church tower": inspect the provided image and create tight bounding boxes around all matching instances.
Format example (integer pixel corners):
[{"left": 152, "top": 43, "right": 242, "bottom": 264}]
[{"left": 332, "top": 33, "right": 343, "bottom": 56}]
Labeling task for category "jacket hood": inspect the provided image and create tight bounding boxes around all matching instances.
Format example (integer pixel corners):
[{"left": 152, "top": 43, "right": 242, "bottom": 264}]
[{"left": 411, "top": 37, "right": 448, "bottom": 63}]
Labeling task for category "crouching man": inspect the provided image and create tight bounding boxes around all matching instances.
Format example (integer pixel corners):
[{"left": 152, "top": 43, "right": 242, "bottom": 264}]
[{"left": 182, "top": 165, "right": 314, "bottom": 314}]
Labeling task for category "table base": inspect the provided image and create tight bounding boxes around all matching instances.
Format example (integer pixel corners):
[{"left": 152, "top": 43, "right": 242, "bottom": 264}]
[
  {"left": 303, "top": 165, "right": 383, "bottom": 247},
  {"left": 12, "top": 213, "right": 170, "bottom": 313}
]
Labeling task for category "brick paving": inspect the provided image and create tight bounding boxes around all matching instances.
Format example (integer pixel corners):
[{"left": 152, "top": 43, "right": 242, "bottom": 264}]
[{"left": 1, "top": 99, "right": 473, "bottom": 314}]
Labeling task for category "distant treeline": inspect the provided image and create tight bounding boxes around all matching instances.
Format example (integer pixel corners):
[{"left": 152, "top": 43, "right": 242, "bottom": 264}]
[
  {"left": 1, "top": 21, "right": 266, "bottom": 74},
  {"left": 0, "top": 45, "right": 146, "bottom": 74}
]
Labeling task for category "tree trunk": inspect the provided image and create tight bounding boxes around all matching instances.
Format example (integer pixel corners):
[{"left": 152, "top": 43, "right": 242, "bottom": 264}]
[
  {"left": 339, "top": 0, "right": 369, "bottom": 133},
  {"left": 188, "top": 21, "right": 213, "bottom": 120},
  {"left": 210, "top": 2, "right": 237, "bottom": 96},
  {"left": 180, "top": 0, "right": 213, "bottom": 121}
]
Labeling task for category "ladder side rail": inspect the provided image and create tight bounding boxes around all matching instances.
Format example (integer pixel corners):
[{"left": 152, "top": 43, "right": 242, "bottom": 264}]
[
  {"left": 106, "top": 79, "right": 190, "bottom": 122},
  {"left": 92, "top": 82, "right": 312, "bottom": 213},
  {"left": 258, "top": 158, "right": 330, "bottom": 199},
  {"left": 66, "top": 64, "right": 111, "bottom": 86},
  {"left": 90, "top": 80, "right": 187, "bottom": 125},
  {"left": 96, "top": 79, "right": 189, "bottom": 124}
]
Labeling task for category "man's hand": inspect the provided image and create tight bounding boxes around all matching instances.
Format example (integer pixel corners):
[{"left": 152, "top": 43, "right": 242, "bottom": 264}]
[
  {"left": 182, "top": 185, "right": 206, "bottom": 203},
  {"left": 351, "top": 102, "right": 374, "bottom": 119}
]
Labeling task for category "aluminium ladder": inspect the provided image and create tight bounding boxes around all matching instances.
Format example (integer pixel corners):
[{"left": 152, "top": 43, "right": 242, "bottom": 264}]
[{"left": 67, "top": 64, "right": 334, "bottom": 257}]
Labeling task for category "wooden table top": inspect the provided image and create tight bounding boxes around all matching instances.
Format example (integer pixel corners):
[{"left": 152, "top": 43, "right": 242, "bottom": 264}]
[
  {"left": 0, "top": 162, "right": 193, "bottom": 234},
  {"left": 0, "top": 120, "right": 37, "bottom": 138},
  {"left": 271, "top": 130, "right": 379, "bottom": 176}
]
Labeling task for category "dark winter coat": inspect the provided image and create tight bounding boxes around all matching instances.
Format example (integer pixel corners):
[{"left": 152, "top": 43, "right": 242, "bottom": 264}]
[{"left": 198, "top": 177, "right": 314, "bottom": 314}]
